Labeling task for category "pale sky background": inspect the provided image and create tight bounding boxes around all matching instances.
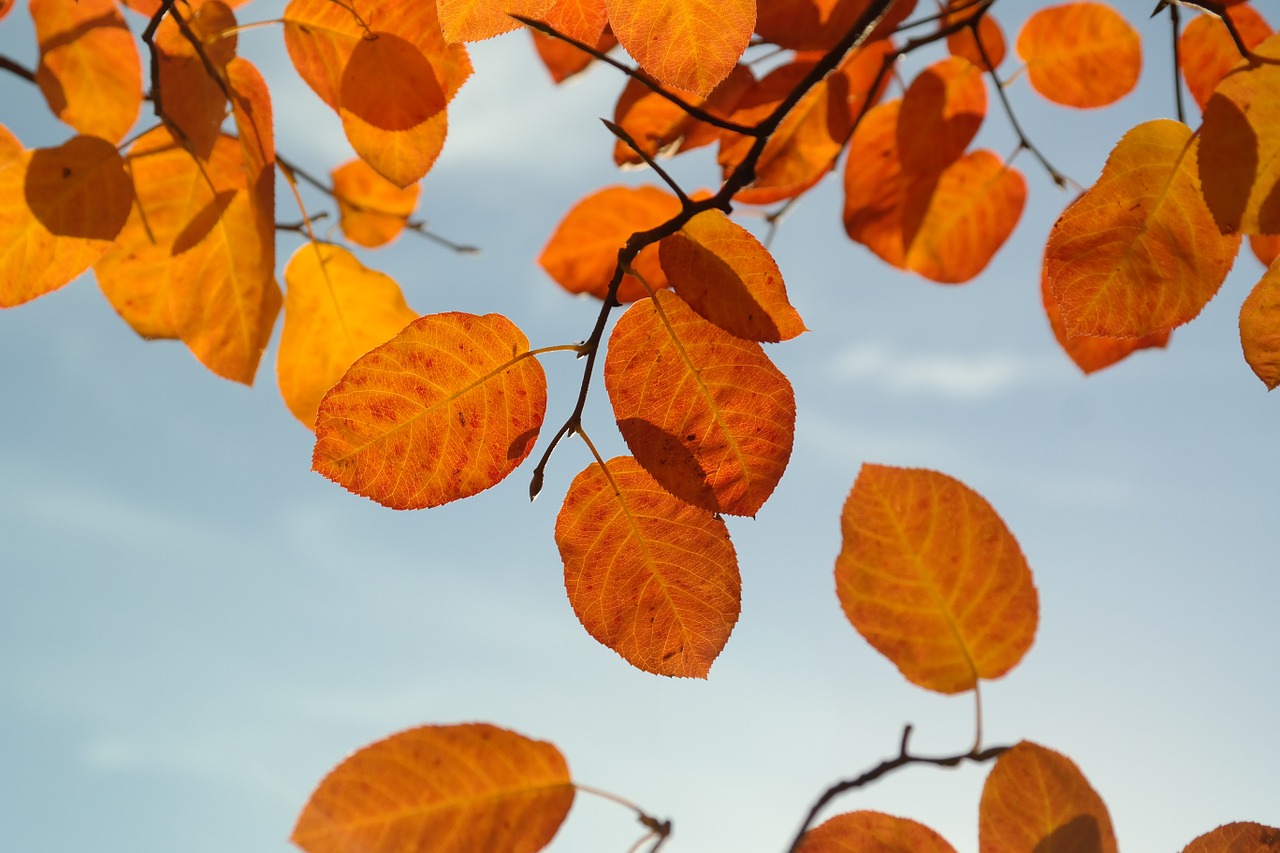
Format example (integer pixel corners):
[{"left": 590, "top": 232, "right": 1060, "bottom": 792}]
[{"left": 2, "top": 2, "right": 1277, "bottom": 852}]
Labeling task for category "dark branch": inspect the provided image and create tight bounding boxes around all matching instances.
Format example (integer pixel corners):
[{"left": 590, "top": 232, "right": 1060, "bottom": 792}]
[
  {"left": 601, "top": 119, "right": 691, "bottom": 206},
  {"left": 0, "top": 54, "right": 36, "bottom": 84},
  {"left": 1170, "top": 3, "right": 1187, "bottom": 124}
]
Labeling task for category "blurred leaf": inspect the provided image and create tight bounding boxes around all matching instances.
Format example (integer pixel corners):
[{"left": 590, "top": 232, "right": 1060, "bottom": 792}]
[
  {"left": 1016, "top": 2, "right": 1140, "bottom": 108},
  {"left": 797, "top": 810, "right": 958, "bottom": 853}
]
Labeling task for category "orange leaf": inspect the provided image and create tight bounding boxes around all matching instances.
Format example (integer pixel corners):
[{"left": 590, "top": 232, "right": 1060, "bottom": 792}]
[
  {"left": 843, "top": 99, "right": 908, "bottom": 268},
  {"left": 556, "top": 455, "right": 740, "bottom": 678},
  {"left": 604, "top": 290, "right": 795, "bottom": 516},
  {"left": 292, "top": 723, "right": 573, "bottom": 853},
  {"left": 0, "top": 135, "right": 133, "bottom": 308},
  {"left": 835, "top": 465, "right": 1038, "bottom": 694},
  {"left": 979, "top": 741, "right": 1117, "bottom": 853},
  {"left": 897, "top": 56, "right": 986, "bottom": 177},
  {"left": 658, "top": 209, "right": 806, "bottom": 341},
  {"left": 1046, "top": 120, "right": 1241, "bottom": 338},
  {"left": 1041, "top": 259, "right": 1170, "bottom": 375},
  {"left": 331, "top": 158, "right": 422, "bottom": 247},
  {"left": 437, "top": 0, "right": 557, "bottom": 41},
  {"left": 0, "top": 124, "right": 20, "bottom": 164},
  {"left": 605, "top": 0, "right": 753, "bottom": 97},
  {"left": 1199, "top": 32, "right": 1280, "bottom": 235},
  {"left": 1178, "top": 3, "right": 1272, "bottom": 112},
  {"left": 313, "top": 313, "right": 547, "bottom": 509},
  {"left": 155, "top": 0, "right": 239, "bottom": 159},
  {"left": 529, "top": 0, "right": 612, "bottom": 83},
  {"left": 31, "top": 0, "right": 142, "bottom": 144},
  {"left": 343, "top": 110, "right": 449, "bottom": 189},
  {"left": 1182, "top": 822, "right": 1280, "bottom": 852},
  {"left": 538, "top": 184, "right": 682, "bottom": 302},
  {"left": 227, "top": 57, "right": 274, "bottom": 282},
  {"left": 340, "top": 34, "right": 446, "bottom": 131},
  {"left": 943, "top": 1, "right": 1006, "bottom": 71},
  {"left": 1252, "top": 234, "right": 1280, "bottom": 268},
  {"left": 1240, "top": 259, "right": 1280, "bottom": 390},
  {"left": 278, "top": 244, "right": 419, "bottom": 428},
  {"left": 0, "top": 0, "right": 12, "bottom": 21},
  {"left": 1016, "top": 2, "right": 1140, "bottom": 108},
  {"left": 612, "top": 64, "right": 752, "bottom": 166},
  {"left": 796, "top": 811, "right": 958, "bottom": 853},
  {"left": 754, "top": 0, "right": 916, "bottom": 51}
]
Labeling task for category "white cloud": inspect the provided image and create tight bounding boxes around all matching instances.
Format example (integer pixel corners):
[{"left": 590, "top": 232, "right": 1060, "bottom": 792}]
[{"left": 830, "top": 342, "right": 1041, "bottom": 399}]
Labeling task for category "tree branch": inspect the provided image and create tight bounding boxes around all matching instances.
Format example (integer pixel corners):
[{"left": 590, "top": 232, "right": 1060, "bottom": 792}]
[{"left": 0, "top": 54, "right": 36, "bottom": 84}]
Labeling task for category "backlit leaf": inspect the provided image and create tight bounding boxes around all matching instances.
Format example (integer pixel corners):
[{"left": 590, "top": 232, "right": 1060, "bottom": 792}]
[
  {"left": 1041, "top": 259, "right": 1170, "bottom": 375},
  {"left": 754, "top": 0, "right": 916, "bottom": 52},
  {"left": 437, "top": 0, "right": 557, "bottom": 42},
  {"left": 227, "top": 57, "right": 274, "bottom": 290},
  {"left": 1016, "top": 2, "right": 1140, "bottom": 108},
  {"left": 796, "top": 811, "right": 958, "bottom": 853},
  {"left": 292, "top": 723, "right": 573, "bottom": 853},
  {"left": 1178, "top": 3, "right": 1272, "bottom": 112},
  {"left": 604, "top": 290, "right": 795, "bottom": 516},
  {"left": 538, "top": 185, "right": 682, "bottom": 302},
  {"left": 0, "top": 0, "right": 12, "bottom": 21},
  {"left": 32, "top": 0, "right": 141, "bottom": 144},
  {"left": 1253, "top": 234, "right": 1280, "bottom": 268},
  {"left": 1182, "top": 822, "right": 1280, "bottom": 852},
  {"left": 943, "top": 0, "right": 1006, "bottom": 71},
  {"left": 155, "top": 0, "right": 238, "bottom": 159},
  {"left": 0, "top": 124, "right": 20, "bottom": 163},
  {"left": 313, "top": 313, "right": 547, "bottom": 509},
  {"left": 835, "top": 465, "right": 1038, "bottom": 694},
  {"left": 556, "top": 455, "right": 739, "bottom": 678},
  {"left": 613, "top": 64, "right": 752, "bottom": 166},
  {"left": 1240, "top": 260, "right": 1280, "bottom": 390},
  {"left": 658, "top": 209, "right": 806, "bottom": 341},
  {"left": 0, "top": 135, "right": 133, "bottom": 308},
  {"left": 843, "top": 99, "right": 908, "bottom": 268},
  {"left": 332, "top": 158, "right": 422, "bottom": 248},
  {"left": 979, "top": 741, "right": 1117, "bottom": 853},
  {"left": 530, "top": 0, "right": 612, "bottom": 83},
  {"left": 1199, "top": 32, "right": 1280, "bottom": 235},
  {"left": 1046, "top": 120, "right": 1241, "bottom": 338},
  {"left": 897, "top": 56, "right": 986, "bottom": 177},
  {"left": 605, "top": 0, "right": 753, "bottom": 96},
  {"left": 278, "top": 244, "right": 419, "bottom": 428}
]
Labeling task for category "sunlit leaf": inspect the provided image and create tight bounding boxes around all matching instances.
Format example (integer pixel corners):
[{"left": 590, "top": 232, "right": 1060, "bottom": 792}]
[
  {"left": 529, "top": 0, "right": 612, "bottom": 83},
  {"left": 613, "top": 64, "right": 752, "bottom": 166},
  {"left": 0, "top": 0, "right": 13, "bottom": 21},
  {"left": 754, "top": 0, "right": 916, "bottom": 51},
  {"left": 227, "top": 56, "right": 274, "bottom": 282},
  {"left": 843, "top": 99, "right": 908, "bottom": 268},
  {"left": 1252, "top": 234, "right": 1280, "bottom": 268},
  {"left": 835, "top": 464, "right": 1038, "bottom": 694},
  {"left": 1046, "top": 120, "right": 1241, "bottom": 338},
  {"left": 437, "top": 0, "right": 557, "bottom": 41},
  {"left": 1016, "top": 2, "right": 1140, "bottom": 108},
  {"left": 293, "top": 723, "right": 573, "bottom": 853},
  {"left": 1182, "top": 822, "right": 1280, "bottom": 853},
  {"left": 538, "top": 185, "right": 683, "bottom": 302},
  {"left": 796, "top": 810, "right": 958, "bottom": 853},
  {"left": 979, "top": 741, "right": 1117, "bottom": 853},
  {"left": 0, "top": 135, "right": 133, "bottom": 308},
  {"left": 0, "top": 123, "right": 21, "bottom": 163},
  {"left": 279, "top": 244, "right": 420, "bottom": 427},
  {"left": 943, "top": 0, "right": 1006, "bottom": 71},
  {"left": 604, "top": 290, "right": 795, "bottom": 516},
  {"left": 313, "top": 312, "right": 547, "bottom": 509},
  {"left": 31, "top": 0, "right": 141, "bottom": 144},
  {"left": 658, "top": 209, "right": 805, "bottom": 341},
  {"left": 331, "top": 158, "right": 422, "bottom": 247},
  {"left": 556, "top": 455, "right": 739, "bottom": 678},
  {"left": 1240, "top": 259, "right": 1280, "bottom": 390},
  {"left": 155, "top": 0, "right": 238, "bottom": 159},
  {"left": 605, "top": 0, "right": 753, "bottom": 96},
  {"left": 1178, "top": 3, "right": 1272, "bottom": 112},
  {"left": 1199, "top": 32, "right": 1280, "bottom": 235},
  {"left": 897, "top": 56, "right": 986, "bottom": 177},
  {"left": 1041, "top": 259, "right": 1170, "bottom": 375}
]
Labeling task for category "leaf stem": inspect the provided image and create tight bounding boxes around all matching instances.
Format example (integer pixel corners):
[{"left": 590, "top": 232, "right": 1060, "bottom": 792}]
[
  {"left": 1169, "top": 3, "right": 1187, "bottom": 125},
  {"left": 575, "top": 783, "right": 673, "bottom": 853}
]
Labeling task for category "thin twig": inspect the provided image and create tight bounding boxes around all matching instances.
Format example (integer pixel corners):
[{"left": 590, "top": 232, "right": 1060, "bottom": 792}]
[
  {"left": 0, "top": 54, "right": 36, "bottom": 83},
  {"left": 601, "top": 119, "right": 691, "bottom": 206},
  {"left": 1170, "top": 3, "right": 1187, "bottom": 124}
]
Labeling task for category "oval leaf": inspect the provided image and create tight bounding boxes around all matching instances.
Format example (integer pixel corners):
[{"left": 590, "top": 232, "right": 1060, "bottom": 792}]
[
  {"left": 313, "top": 312, "right": 547, "bottom": 509},
  {"left": 1016, "top": 2, "right": 1140, "bottom": 108},
  {"left": 1240, "top": 259, "right": 1280, "bottom": 390},
  {"left": 1182, "top": 823, "right": 1280, "bottom": 853},
  {"left": 155, "top": 0, "right": 238, "bottom": 158},
  {"left": 835, "top": 464, "right": 1038, "bottom": 694},
  {"left": 1252, "top": 234, "right": 1280, "bottom": 268},
  {"left": 797, "top": 811, "right": 958, "bottom": 853},
  {"left": 278, "top": 244, "right": 420, "bottom": 428},
  {"left": 979, "top": 741, "right": 1117, "bottom": 853},
  {"left": 292, "top": 723, "right": 574, "bottom": 853},
  {"left": 1178, "top": 3, "right": 1272, "bottom": 112},
  {"left": 605, "top": 0, "right": 753, "bottom": 96},
  {"left": 332, "top": 157, "right": 422, "bottom": 247},
  {"left": 1046, "top": 119, "right": 1241, "bottom": 338},
  {"left": 943, "top": 0, "right": 1006, "bottom": 71},
  {"left": 437, "top": 0, "right": 557, "bottom": 42},
  {"left": 897, "top": 55, "right": 987, "bottom": 177},
  {"left": 556, "top": 455, "right": 740, "bottom": 678},
  {"left": 658, "top": 209, "right": 806, "bottom": 342},
  {"left": 604, "top": 290, "right": 796, "bottom": 516}
]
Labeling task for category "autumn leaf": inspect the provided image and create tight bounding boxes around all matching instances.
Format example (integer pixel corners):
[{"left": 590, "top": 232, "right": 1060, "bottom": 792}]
[
  {"left": 754, "top": 0, "right": 916, "bottom": 52},
  {"left": 658, "top": 209, "right": 806, "bottom": 341},
  {"left": 1046, "top": 120, "right": 1240, "bottom": 338},
  {"left": 612, "top": 64, "right": 752, "bottom": 166},
  {"left": 1240, "top": 259, "right": 1280, "bottom": 390},
  {"left": 943, "top": 0, "right": 1006, "bottom": 71},
  {"left": 313, "top": 312, "right": 547, "bottom": 509},
  {"left": 604, "top": 290, "right": 795, "bottom": 516},
  {"left": 979, "top": 741, "right": 1117, "bottom": 853},
  {"left": 530, "top": 0, "right": 613, "bottom": 83},
  {"left": 1016, "top": 2, "right": 1140, "bottom": 108},
  {"left": 556, "top": 455, "right": 740, "bottom": 678},
  {"left": 438, "top": 0, "right": 557, "bottom": 42},
  {"left": 331, "top": 158, "right": 422, "bottom": 247},
  {"left": 796, "top": 811, "right": 958, "bottom": 853},
  {"left": 835, "top": 465, "right": 1038, "bottom": 694},
  {"left": 1182, "top": 822, "right": 1280, "bottom": 852},
  {"left": 155, "top": 0, "right": 239, "bottom": 159},
  {"left": 278, "top": 244, "right": 419, "bottom": 427},
  {"left": 0, "top": 124, "right": 20, "bottom": 163},
  {"left": 1178, "top": 3, "right": 1272, "bottom": 112},
  {"left": 292, "top": 723, "right": 574, "bottom": 853},
  {"left": 0, "top": 135, "right": 133, "bottom": 308},
  {"left": 1253, "top": 234, "right": 1280, "bottom": 268},
  {"left": 31, "top": 0, "right": 141, "bottom": 144},
  {"left": 896, "top": 56, "right": 986, "bottom": 178},
  {"left": 605, "top": 0, "right": 753, "bottom": 96},
  {"left": 1198, "top": 32, "right": 1280, "bottom": 236},
  {"left": 1041, "top": 259, "right": 1170, "bottom": 375},
  {"left": 538, "top": 184, "right": 683, "bottom": 302}
]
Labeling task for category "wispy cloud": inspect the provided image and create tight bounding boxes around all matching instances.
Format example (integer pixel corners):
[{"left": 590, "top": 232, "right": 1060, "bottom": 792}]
[{"left": 830, "top": 342, "right": 1042, "bottom": 399}]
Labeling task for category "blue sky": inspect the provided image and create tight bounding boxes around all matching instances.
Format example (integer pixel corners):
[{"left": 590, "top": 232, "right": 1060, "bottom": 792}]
[{"left": 2, "top": 2, "right": 1277, "bottom": 851}]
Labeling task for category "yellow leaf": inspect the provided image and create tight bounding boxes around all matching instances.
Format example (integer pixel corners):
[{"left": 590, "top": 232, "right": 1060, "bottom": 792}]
[
  {"left": 604, "top": 0, "right": 754, "bottom": 96},
  {"left": 331, "top": 158, "right": 422, "bottom": 248},
  {"left": 1240, "top": 259, "right": 1280, "bottom": 390}
]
